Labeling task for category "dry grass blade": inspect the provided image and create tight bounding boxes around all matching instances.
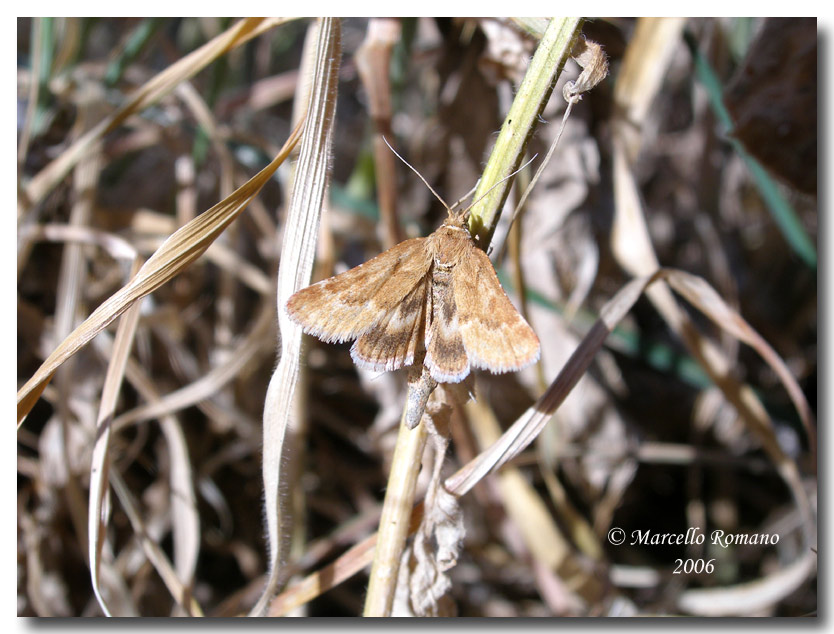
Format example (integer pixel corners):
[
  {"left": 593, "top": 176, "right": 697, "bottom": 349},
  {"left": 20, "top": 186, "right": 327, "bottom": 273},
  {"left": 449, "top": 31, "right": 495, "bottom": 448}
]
[
  {"left": 159, "top": 411, "right": 201, "bottom": 613},
  {"left": 611, "top": 18, "right": 687, "bottom": 274},
  {"left": 48, "top": 97, "right": 104, "bottom": 568},
  {"left": 20, "top": 17, "right": 290, "bottom": 212},
  {"left": 355, "top": 18, "right": 404, "bottom": 249},
  {"left": 52, "top": 93, "right": 101, "bottom": 372},
  {"left": 253, "top": 17, "right": 341, "bottom": 616},
  {"left": 268, "top": 527, "right": 387, "bottom": 616},
  {"left": 89, "top": 261, "right": 142, "bottom": 617},
  {"left": 87, "top": 324, "right": 203, "bottom": 614},
  {"left": 21, "top": 230, "right": 140, "bottom": 615},
  {"left": 175, "top": 81, "right": 236, "bottom": 199},
  {"left": 17, "top": 117, "right": 304, "bottom": 426},
  {"left": 445, "top": 278, "right": 643, "bottom": 496},
  {"left": 18, "top": 224, "right": 138, "bottom": 269},
  {"left": 611, "top": 17, "right": 687, "bottom": 161},
  {"left": 661, "top": 269, "right": 816, "bottom": 552},
  {"left": 448, "top": 269, "right": 811, "bottom": 503},
  {"left": 133, "top": 233, "right": 273, "bottom": 295},
  {"left": 612, "top": 133, "right": 806, "bottom": 511},
  {"left": 453, "top": 268, "right": 814, "bottom": 609},
  {"left": 609, "top": 18, "right": 686, "bottom": 303},
  {"left": 665, "top": 270, "right": 815, "bottom": 456}
]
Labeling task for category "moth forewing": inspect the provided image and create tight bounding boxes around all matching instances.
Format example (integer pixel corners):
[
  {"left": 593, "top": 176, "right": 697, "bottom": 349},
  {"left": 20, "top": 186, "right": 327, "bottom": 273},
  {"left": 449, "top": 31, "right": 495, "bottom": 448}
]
[
  {"left": 453, "top": 241, "right": 540, "bottom": 373},
  {"left": 285, "top": 237, "right": 433, "bottom": 344},
  {"left": 349, "top": 273, "right": 430, "bottom": 372}
]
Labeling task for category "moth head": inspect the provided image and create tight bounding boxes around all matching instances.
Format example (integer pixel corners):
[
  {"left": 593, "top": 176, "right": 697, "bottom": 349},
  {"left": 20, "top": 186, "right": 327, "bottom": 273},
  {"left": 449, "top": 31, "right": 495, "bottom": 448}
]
[{"left": 445, "top": 202, "right": 470, "bottom": 226}]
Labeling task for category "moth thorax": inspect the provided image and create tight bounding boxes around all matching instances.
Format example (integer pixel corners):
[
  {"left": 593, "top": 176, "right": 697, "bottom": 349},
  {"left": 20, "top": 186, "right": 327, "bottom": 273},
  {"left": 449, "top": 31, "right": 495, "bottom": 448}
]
[
  {"left": 434, "top": 256, "right": 455, "bottom": 270},
  {"left": 432, "top": 223, "right": 470, "bottom": 268}
]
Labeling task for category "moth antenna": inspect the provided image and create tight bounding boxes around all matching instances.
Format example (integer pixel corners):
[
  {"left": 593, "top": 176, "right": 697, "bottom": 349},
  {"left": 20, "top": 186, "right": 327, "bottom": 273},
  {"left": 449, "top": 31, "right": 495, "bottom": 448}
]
[
  {"left": 448, "top": 182, "right": 480, "bottom": 214},
  {"left": 461, "top": 154, "right": 538, "bottom": 217},
  {"left": 382, "top": 135, "right": 452, "bottom": 214}
]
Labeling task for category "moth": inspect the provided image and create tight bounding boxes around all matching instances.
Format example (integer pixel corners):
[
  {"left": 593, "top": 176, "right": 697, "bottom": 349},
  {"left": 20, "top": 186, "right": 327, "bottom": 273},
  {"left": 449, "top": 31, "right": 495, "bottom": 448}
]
[{"left": 286, "top": 151, "right": 540, "bottom": 426}]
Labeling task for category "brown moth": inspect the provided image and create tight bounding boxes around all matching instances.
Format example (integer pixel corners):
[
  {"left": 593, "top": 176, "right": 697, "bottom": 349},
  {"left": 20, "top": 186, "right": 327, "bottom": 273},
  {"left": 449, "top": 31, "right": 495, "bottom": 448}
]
[{"left": 286, "top": 210, "right": 540, "bottom": 386}]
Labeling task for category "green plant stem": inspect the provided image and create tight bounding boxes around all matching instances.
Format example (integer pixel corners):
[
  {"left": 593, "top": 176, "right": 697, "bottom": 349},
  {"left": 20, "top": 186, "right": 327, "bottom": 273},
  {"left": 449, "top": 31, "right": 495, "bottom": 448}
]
[{"left": 467, "top": 17, "right": 583, "bottom": 247}]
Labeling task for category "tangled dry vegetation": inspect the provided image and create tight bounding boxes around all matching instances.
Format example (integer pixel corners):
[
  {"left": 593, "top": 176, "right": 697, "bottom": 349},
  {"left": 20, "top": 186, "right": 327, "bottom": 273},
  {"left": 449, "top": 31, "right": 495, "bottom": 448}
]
[{"left": 17, "top": 17, "right": 816, "bottom": 617}]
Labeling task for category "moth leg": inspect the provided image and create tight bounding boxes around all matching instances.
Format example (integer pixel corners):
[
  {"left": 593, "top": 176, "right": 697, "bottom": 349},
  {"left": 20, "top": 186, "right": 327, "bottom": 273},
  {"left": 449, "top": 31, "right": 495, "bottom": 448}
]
[{"left": 405, "top": 363, "right": 437, "bottom": 429}]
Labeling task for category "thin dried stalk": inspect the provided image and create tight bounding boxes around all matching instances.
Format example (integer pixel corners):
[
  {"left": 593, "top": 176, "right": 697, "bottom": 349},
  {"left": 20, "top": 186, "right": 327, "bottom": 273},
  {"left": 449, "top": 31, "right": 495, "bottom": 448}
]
[
  {"left": 611, "top": 17, "right": 687, "bottom": 161},
  {"left": 355, "top": 17, "right": 404, "bottom": 249},
  {"left": 100, "top": 328, "right": 203, "bottom": 600},
  {"left": 268, "top": 525, "right": 387, "bottom": 616},
  {"left": 465, "top": 397, "right": 603, "bottom": 611},
  {"left": 17, "top": 224, "right": 138, "bottom": 265},
  {"left": 175, "top": 81, "right": 236, "bottom": 200},
  {"left": 52, "top": 92, "right": 104, "bottom": 572},
  {"left": 175, "top": 79, "right": 239, "bottom": 356},
  {"left": 448, "top": 269, "right": 812, "bottom": 495},
  {"left": 109, "top": 470, "right": 203, "bottom": 616},
  {"left": 88, "top": 261, "right": 143, "bottom": 617},
  {"left": 364, "top": 412, "right": 429, "bottom": 616}
]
